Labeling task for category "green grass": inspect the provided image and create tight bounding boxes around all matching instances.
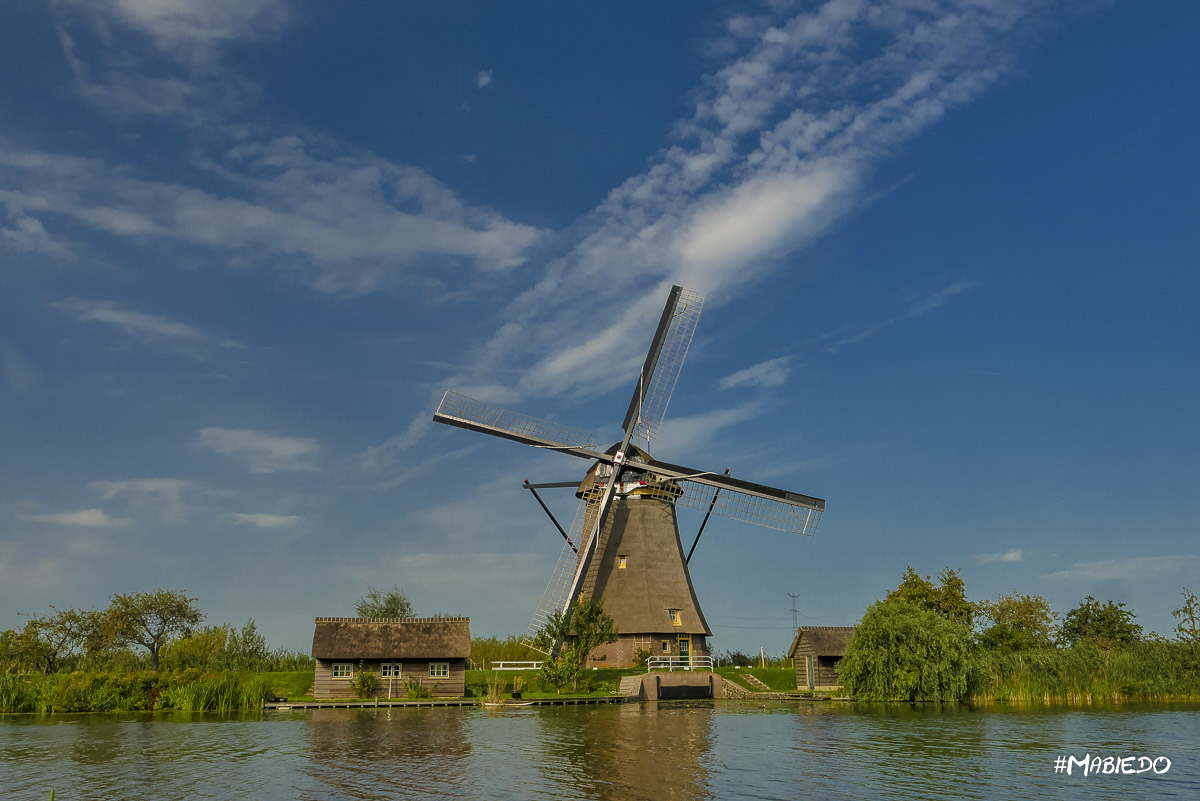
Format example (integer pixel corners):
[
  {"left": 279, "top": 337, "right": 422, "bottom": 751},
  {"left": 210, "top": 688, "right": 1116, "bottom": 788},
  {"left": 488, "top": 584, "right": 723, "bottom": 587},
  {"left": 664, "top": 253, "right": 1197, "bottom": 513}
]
[
  {"left": 258, "top": 671, "right": 314, "bottom": 698},
  {"left": 465, "top": 668, "right": 640, "bottom": 698},
  {"left": 715, "top": 667, "right": 799, "bottom": 692}
]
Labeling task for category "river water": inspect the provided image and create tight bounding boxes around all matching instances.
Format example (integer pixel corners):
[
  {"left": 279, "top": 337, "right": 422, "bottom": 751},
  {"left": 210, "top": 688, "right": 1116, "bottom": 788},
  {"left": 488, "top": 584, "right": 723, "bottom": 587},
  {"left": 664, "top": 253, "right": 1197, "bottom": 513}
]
[{"left": 3, "top": 702, "right": 1199, "bottom": 800}]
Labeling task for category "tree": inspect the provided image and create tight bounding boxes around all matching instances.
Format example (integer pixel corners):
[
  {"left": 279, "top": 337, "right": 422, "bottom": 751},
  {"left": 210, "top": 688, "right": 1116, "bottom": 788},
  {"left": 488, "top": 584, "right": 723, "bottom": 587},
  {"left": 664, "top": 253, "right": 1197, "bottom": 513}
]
[
  {"left": 534, "top": 598, "right": 619, "bottom": 693},
  {"left": 977, "top": 591, "right": 1057, "bottom": 651},
  {"left": 17, "top": 608, "right": 97, "bottom": 674},
  {"left": 1173, "top": 587, "right": 1200, "bottom": 645},
  {"left": 106, "top": 589, "right": 203, "bottom": 671},
  {"left": 885, "top": 566, "right": 974, "bottom": 628},
  {"left": 837, "top": 600, "right": 972, "bottom": 702},
  {"left": 1058, "top": 596, "right": 1142, "bottom": 648},
  {"left": 355, "top": 585, "right": 414, "bottom": 619}
]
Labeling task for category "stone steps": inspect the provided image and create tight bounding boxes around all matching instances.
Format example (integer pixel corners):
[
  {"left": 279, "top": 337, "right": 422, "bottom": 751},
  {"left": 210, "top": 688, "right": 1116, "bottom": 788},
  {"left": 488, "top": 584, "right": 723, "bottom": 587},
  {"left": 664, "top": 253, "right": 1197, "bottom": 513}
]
[
  {"left": 740, "top": 673, "right": 771, "bottom": 691},
  {"left": 619, "top": 675, "right": 644, "bottom": 698}
]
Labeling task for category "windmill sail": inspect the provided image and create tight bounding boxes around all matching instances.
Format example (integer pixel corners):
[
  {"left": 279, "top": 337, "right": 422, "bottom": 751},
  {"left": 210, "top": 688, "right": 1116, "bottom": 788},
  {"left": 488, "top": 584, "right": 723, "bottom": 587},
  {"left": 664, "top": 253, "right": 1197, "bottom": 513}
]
[
  {"left": 621, "top": 286, "right": 704, "bottom": 452},
  {"left": 671, "top": 480, "right": 822, "bottom": 536},
  {"left": 522, "top": 493, "right": 601, "bottom": 651},
  {"left": 433, "top": 391, "right": 596, "bottom": 451}
]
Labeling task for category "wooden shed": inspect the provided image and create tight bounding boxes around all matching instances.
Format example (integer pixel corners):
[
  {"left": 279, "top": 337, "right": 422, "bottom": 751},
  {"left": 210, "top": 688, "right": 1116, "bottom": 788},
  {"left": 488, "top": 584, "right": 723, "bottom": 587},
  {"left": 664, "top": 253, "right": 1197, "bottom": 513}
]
[
  {"left": 787, "top": 626, "right": 855, "bottom": 691},
  {"left": 311, "top": 616, "right": 470, "bottom": 698}
]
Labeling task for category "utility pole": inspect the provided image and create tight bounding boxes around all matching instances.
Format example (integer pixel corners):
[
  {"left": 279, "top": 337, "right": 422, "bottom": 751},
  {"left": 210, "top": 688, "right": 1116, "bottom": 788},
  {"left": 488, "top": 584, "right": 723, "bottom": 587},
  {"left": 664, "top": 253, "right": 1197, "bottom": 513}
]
[{"left": 788, "top": 593, "right": 800, "bottom": 631}]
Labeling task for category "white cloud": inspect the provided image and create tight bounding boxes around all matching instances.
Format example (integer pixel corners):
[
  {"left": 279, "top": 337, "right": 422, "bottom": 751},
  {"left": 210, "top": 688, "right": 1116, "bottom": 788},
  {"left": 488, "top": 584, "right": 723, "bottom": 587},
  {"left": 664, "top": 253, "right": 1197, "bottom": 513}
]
[
  {"left": 1044, "top": 555, "right": 1200, "bottom": 582},
  {"left": 22, "top": 508, "right": 130, "bottom": 528},
  {"left": 1, "top": 136, "right": 544, "bottom": 294},
  {"left": 975, "top": 548, "right": 1023, "bottom": 564},
  {"left": 225, "top": 512, "right": 302, "bottom": 529},
  {"left": 359, "top": 413, "right": 432, "bottom": 472},
  {"left": 476, "top": 69, "right": 493, "bottom": 88},
  {"left": 717, "top": 356, "right": 790, "bottom": 390},
  {"left": 194, "top": 427, "right": 320, "bottom": 473}
]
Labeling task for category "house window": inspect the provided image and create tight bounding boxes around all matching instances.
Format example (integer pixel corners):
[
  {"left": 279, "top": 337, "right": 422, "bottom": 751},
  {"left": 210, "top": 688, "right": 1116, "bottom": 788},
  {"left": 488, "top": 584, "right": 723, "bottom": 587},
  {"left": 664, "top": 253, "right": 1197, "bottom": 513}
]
[
  {"left": 429, "top": 662, "right": 449, "bottom": 678},
  {"left": 332, "top": 663, "right": 352, "bottom": 678},
  {"left": 618, "top": 555, "right": 627, "bottom": 569},
  {"left": 380, "top": 663, "right": 400, "bottom": 678},
  {"left": 634, "top": 635, "right": 651, "bottom": 651},
  {"left": 661, "top": 640, "right": 670, "bottom": 653},
  {"left": 668, "top": 608, "right": 681, "bottom": 626}
]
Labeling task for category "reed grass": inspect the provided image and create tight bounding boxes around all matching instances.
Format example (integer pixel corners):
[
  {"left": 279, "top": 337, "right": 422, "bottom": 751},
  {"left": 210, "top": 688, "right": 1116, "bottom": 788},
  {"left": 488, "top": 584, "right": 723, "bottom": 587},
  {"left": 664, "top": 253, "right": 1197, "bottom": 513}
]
[
  {"left": 0, "top": 670, "right": 271, "bottom": 713},
  {"left": 966, "top": 642, "right": 1200, "bottom": 703}
]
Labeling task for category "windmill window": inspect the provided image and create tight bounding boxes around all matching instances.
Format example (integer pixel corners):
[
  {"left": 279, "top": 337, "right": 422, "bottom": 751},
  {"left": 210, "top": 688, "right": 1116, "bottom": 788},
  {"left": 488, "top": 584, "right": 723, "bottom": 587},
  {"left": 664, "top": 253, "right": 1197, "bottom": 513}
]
[
  {"left": 661, "top": 640, "right": 670, "bottom": 653},
  {"left": 429, "top": 662, "right": 449, "bottom": 678},
  {"left": 668, "top": 608, "right": 681, "bottom": 626},
  {"left": 618, "top": 556, "right": 627, "bottom": 569},
  {"left": 332, "top": 663, "right": 352, "bottom": 679}
]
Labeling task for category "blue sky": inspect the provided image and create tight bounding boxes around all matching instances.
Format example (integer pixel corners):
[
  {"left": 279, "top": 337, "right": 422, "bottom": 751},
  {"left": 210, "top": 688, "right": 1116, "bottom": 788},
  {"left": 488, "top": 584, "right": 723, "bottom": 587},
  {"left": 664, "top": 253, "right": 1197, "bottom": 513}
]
[{"left": 1, "top": 1, "right": 1196, "bottom": 654}]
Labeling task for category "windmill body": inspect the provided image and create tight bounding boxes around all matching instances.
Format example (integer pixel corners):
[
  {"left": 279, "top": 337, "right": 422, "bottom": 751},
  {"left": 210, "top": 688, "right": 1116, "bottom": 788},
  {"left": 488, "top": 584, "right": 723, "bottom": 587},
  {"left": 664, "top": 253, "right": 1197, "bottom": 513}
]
[{"left": 433, "top": 286, "right": 824, "bottom": 664}]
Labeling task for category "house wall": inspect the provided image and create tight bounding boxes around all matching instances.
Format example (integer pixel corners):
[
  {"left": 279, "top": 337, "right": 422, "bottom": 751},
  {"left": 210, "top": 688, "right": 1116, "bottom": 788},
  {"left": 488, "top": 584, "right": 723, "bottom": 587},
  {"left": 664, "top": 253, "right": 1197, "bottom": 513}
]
[
  {"left": 587, "top": 633, "right": 710, "bottom": 667},
  {"left": 314, "top": 658, "right": 466, "bottom": 698},
  {"left": 792, "top": 642, "right": 844, "bottom": 691}
]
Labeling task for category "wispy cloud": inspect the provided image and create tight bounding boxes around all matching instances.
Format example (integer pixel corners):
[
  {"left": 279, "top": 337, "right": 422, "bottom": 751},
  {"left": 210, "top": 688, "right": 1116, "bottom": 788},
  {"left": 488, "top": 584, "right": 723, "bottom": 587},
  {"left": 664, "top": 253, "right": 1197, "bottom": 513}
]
[
  {"left": 1044, "top": 555, "right": 1200, "bottom": 582},
  {"left": 825, "top": 280, "right": 978, "bottom": 352},
  {"left": 1, "top": 211, "right": 72, "bottom": 257},
  {"left": 0, "top": 342, "right": 37, "bottom": 393},
  {"left": 717, "top": 356, "right": 790, "bottom": 390},
  {"left": 21, "top": 508, "right": 130, "bottom": 528},
  {"left": 651, "top": 403, "right": 761, "bottom": 459},
  {"left": 975, "top": 548, "right": 1023, "bottom": 564},
  {"left": 476, "top": 69, "right": 493, "bottom": 89},
  {"left": 225, "top": 512, "right": 302, "bottom": 529},
  {"left": 1, "top": 137, "right": 544, "bottom": 294},
  {"left": 54, "top": 298, "right": 201, "bottom": 340},
  {"left": 88, "top": 478, "right": 197, "bottom": 523},
  {"left": 442, "top": 1, "right": 1050, "bottom": 404},
  {"left": 194, "top": 427, "right": 320, "bottom": 473}
]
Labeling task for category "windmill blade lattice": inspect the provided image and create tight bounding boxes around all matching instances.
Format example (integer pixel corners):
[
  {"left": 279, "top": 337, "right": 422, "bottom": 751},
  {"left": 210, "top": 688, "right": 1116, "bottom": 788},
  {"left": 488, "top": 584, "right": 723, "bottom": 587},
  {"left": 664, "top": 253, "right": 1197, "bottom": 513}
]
[
  {"left": 626, "top": 287, "right": 704, "bottom": 451},
  {"left": 521, "top": 493, "right": 601, "bottom": 650},
  {"left": 671, "top": 480, "right": 823, "bottom": 536},
  {"left": 434, "top": 391, "right": 596, "bottom": 451}
]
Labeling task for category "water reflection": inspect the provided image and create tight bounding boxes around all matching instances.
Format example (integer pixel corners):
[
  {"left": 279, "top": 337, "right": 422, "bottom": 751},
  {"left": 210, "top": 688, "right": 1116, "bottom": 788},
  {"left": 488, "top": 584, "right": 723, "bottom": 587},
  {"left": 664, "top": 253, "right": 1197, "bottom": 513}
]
[
  {"left": 2, "top": 702, "right": 1198, "bottom": 801},
  {"left": 302, "top": 707, "right": 471, "bottom": 799}
]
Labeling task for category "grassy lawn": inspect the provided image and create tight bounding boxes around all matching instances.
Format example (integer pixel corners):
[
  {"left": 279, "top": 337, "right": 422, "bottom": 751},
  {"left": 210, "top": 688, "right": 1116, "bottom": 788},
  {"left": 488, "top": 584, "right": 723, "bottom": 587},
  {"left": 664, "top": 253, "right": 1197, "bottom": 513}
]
[
  {"left": 465, "top": 668, "right": 641, "bottom": 698},
  {"left": 257, "top": 671, "right": 314, "bottom": 698},
  {"left": 715, "top": 667, "right": 798, "bottom": 692}
]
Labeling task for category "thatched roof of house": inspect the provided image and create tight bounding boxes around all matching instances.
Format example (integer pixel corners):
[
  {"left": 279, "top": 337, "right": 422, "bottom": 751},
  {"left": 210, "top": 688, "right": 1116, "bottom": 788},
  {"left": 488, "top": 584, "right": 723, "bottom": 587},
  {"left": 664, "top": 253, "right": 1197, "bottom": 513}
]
[
  {"left": 787, "top": 626, "right": 856, "bottom": 658},
  {"left": 311, "top": 617, "right": 470, "bottom": 660}
]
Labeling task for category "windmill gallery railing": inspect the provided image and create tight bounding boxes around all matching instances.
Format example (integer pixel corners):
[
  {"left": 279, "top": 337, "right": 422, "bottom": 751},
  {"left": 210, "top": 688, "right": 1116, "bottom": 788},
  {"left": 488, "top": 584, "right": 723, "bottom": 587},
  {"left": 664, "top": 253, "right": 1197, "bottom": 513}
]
[{"left": 646, "top": 655, "right": 714, "bottom": 672}]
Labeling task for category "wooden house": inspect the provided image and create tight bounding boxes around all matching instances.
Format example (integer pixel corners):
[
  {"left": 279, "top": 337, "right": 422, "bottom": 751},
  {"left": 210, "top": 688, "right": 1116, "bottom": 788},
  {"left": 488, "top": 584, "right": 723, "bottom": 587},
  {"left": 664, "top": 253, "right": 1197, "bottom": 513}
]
[
  {"left": 311, "top": 616, "right": 470, "bottom": 698},
  {"left": 787, "top": 626, "right": 855, "bottom": 691}
]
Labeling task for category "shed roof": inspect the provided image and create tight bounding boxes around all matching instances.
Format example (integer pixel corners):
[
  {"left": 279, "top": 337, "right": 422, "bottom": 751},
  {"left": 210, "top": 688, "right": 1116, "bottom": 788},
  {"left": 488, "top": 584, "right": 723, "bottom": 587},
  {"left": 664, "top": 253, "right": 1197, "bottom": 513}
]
[
  {"left": 311, "top": 617, "right": 470, "bottom": 660},
  {"left": 787, "top": 626, "right": 856, "bottom": 658}
]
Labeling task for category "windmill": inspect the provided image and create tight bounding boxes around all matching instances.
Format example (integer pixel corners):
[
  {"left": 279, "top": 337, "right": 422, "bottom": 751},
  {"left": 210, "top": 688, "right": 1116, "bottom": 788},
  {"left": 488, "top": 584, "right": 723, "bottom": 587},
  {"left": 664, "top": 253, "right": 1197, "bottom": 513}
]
[{"left": 432, "top": 285, "right": 825, "bottom": 665}]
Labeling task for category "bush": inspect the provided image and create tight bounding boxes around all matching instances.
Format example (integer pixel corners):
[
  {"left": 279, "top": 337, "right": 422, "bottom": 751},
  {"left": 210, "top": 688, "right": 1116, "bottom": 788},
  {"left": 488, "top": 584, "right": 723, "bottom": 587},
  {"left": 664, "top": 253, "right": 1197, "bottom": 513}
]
[
  {"left": 404, "top": 675, "right": 432, "bottom": 699},
  {"left": 348, "top": 664, "right": 378, "bottom": 698}
]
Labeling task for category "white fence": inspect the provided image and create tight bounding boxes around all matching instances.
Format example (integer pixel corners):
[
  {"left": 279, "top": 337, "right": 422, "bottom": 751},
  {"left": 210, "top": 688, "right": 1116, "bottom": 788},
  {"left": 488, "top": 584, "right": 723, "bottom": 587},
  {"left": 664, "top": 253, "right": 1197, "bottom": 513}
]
[
  {"left": 647, "top": 655, "right": 714, "bottom": 672},
  {"left": 490, "top": 660, "right": 543, "bottom": 670}
]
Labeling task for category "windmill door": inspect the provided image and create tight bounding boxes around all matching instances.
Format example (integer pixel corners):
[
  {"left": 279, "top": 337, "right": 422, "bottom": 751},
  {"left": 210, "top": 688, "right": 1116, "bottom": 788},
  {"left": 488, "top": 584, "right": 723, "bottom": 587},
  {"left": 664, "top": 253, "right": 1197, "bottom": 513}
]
[{"left": 678, "top": 634, "right": 691, "bottom": 665}]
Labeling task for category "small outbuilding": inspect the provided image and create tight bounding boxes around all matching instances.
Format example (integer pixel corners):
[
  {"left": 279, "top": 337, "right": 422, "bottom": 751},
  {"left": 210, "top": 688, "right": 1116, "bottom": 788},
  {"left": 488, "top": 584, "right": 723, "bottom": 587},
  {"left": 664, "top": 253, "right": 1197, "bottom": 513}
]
[
  {"left": 311, "top": 616, "right": 470, "bottom": 698},
  {"left": 787, "top": 626, "right": 855, "bottom": 692}
]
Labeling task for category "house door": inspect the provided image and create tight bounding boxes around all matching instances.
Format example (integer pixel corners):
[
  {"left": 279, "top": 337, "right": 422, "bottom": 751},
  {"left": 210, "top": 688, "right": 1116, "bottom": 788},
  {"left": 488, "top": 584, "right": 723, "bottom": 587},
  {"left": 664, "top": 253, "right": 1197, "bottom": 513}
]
[
  {"left": 806, "top": 656, "right": 814, "bottom": 691},
  {"left": 678, "top": 634, "right": 691, "bottom": 665}
]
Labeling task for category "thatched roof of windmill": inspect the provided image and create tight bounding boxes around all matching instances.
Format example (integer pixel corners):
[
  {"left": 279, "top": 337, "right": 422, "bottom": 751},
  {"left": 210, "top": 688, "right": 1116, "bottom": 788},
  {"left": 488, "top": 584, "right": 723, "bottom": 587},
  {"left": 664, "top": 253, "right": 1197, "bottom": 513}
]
[
  {"left": 787, "top": 626, "right": 856, "bottom": 658},
  {"left": 311, "top": 617, "right": 470, "bottom": 659}
]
